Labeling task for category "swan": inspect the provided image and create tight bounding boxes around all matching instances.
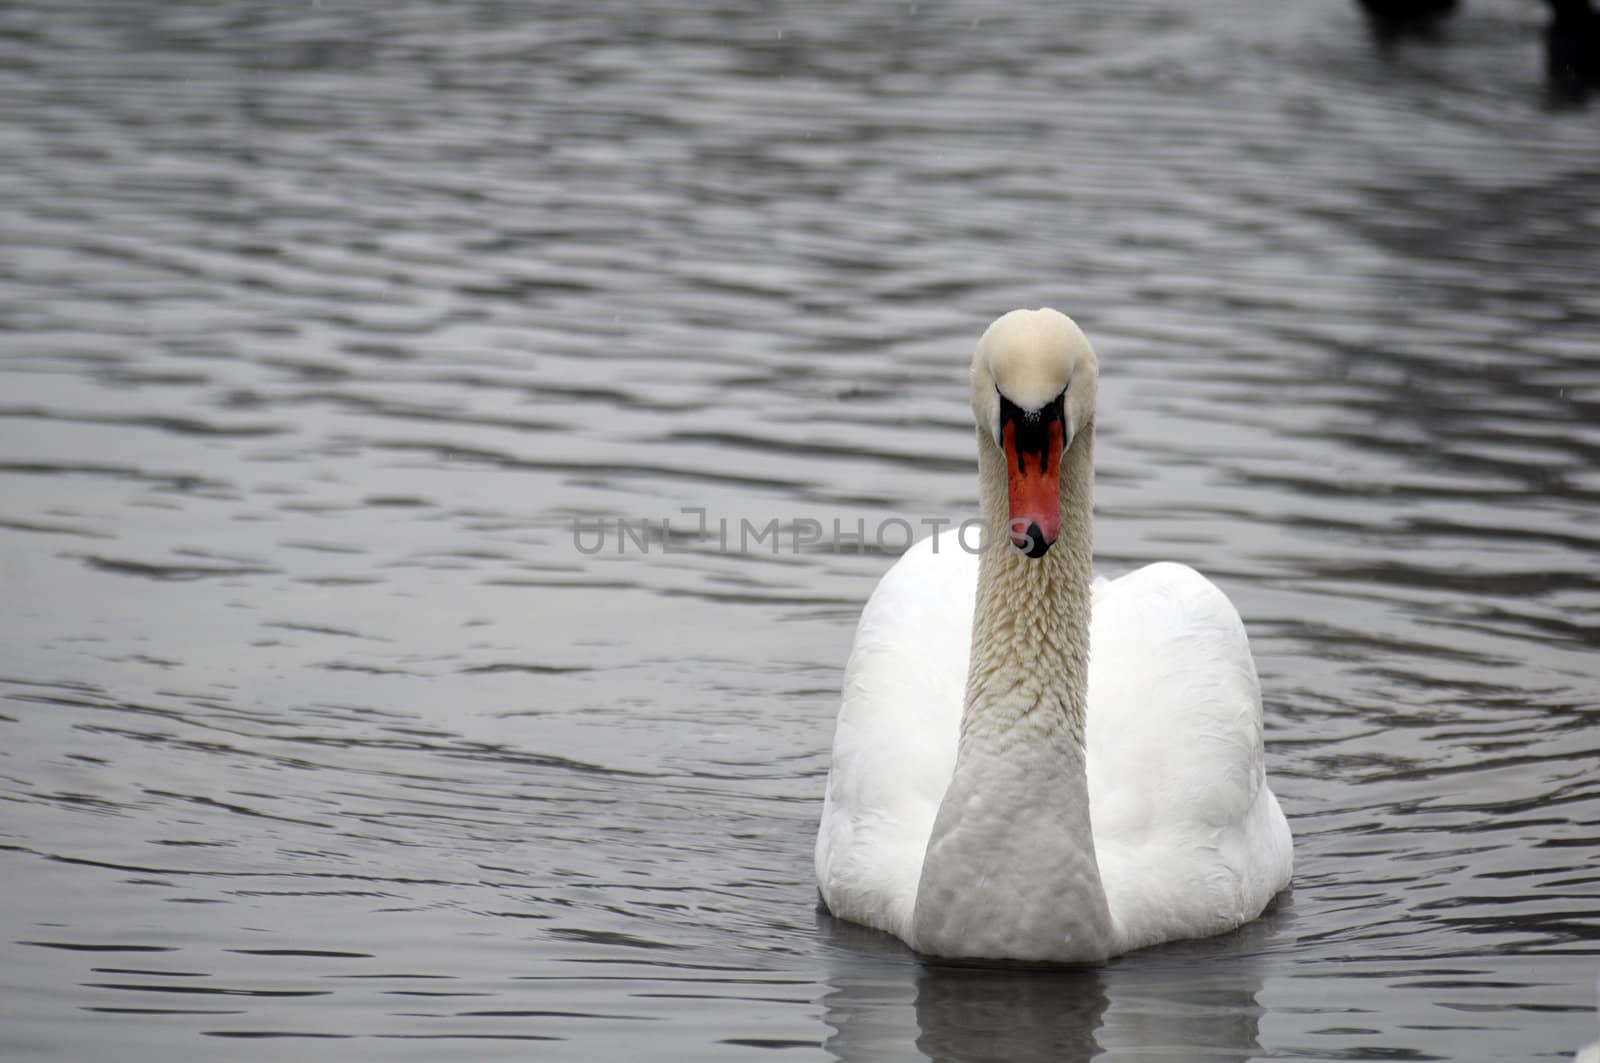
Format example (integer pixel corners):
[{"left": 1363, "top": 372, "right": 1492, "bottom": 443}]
[{"left": 815, "top": 308, "right": 1293, "bottom": 963}]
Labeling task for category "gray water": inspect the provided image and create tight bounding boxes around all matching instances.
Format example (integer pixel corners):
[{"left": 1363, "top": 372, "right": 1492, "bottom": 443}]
[{"left": 2, "top": 1, "right": 1598, "bottom": 1059}]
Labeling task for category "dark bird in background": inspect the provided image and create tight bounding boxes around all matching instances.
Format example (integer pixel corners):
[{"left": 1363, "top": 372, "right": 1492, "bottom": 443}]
[
  {"left": 1353, "top": 0, "right": 1599, "bottom": 105},
  {"left": 1545, "top": 0, "right": 1600, "bottom": 99},
  {"left": 1355, "top": 0, "right": 1461, "bottom": 39}
]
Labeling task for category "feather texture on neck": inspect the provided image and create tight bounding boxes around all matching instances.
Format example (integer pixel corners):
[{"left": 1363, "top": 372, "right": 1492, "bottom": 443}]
[{"left": 912, "top": 422, "right": 1114, "bottom": 963}]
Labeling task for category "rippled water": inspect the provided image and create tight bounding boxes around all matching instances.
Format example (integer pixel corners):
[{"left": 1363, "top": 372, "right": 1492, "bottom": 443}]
[{"left": 3, "top": 0, "right": 1598, "bottom": 1059}]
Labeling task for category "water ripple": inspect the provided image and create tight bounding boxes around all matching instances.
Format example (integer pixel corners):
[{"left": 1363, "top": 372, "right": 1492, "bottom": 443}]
[{"left": 2, "top": 0, "right": 1598, "bottom": 1060}]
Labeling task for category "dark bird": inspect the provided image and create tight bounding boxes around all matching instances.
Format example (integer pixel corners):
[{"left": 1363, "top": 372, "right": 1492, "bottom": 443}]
[
  {"left": 1546, "top": 0, "right": 1600, "bottom": 99},
  {"left": 1355, "top": 0, "right": 1460, "bottom": 39}
]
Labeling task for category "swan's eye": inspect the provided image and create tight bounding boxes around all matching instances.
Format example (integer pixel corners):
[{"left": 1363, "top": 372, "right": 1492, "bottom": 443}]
[
  {"left": 991, "top": 384, "right": 1068, "bottom": 450},
  {"left": 998, "top": 391, "right": 1067, "bottom": 474}
]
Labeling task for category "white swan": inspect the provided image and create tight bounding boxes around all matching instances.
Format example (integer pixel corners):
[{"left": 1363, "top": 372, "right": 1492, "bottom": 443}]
[{"left": 815, "top": 308, "right": 1293, "bottom": 963}]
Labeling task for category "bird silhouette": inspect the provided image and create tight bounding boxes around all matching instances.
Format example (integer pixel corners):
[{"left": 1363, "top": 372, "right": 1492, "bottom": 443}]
[
  {"left": 1546, "top": 0, "right": 1600, "bottom": 99},
  {"left": 1355, "top": 0, "right": 1460, "bottom": 40}
]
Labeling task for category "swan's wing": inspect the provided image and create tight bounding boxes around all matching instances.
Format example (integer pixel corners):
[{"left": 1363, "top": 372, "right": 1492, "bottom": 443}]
[
  {"left": 1086, "top": 562, "right": 1293, "bottom": 950},
  {"left": 816, "top": 530, "right": 977, "bottom": 943}
]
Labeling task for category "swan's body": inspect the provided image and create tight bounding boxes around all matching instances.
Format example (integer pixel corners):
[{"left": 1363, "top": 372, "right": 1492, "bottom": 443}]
[{"left": 815, "top": 309, "right": 1293, "bottom": 962}]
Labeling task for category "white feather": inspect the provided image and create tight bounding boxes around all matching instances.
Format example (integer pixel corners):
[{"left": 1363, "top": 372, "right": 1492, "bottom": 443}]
[
  {"left": 816, "top": 533, "right": 1293, "bottom": 956},
  {"left": 815, "top": 308, "right": 1292, "bottom": 960}
]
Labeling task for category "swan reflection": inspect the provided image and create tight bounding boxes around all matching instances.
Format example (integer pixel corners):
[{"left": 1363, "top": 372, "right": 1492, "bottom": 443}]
[
  {"left": 913, "top": 964, "right": 1108, "bottom": 1063},
  {"left": 820, "top": 894, "right": 1288, "bottom": 1062}
]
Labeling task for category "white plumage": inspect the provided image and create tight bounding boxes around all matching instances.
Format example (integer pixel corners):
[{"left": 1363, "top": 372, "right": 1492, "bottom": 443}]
[{"left": 815, "top": 309, "right": 1293, "bottom": 962}]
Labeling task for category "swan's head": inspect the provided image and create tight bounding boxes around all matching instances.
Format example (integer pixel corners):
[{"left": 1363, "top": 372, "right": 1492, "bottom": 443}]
[{"left": 971, "top": 308, "right": 1099, "bottom": 558}]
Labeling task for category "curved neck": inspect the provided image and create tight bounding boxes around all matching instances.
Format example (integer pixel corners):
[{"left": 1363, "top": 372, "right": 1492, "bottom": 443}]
[
  {"left": 964, "top": 422, "right": 1095, "bottom": 755},
  {"left": 912, "top": 422, "right": 1112, "bottom": 963}
]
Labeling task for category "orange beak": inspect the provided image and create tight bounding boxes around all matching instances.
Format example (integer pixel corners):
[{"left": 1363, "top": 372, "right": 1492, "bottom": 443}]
[{"left": 1001, "top": 416, "right": 1063, "bottom": 558}]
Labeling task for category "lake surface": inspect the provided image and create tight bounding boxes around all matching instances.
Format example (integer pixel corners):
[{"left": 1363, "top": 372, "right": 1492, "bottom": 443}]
[{"left": 2, "top": 0, "right": 1598, "bottom": 1059}]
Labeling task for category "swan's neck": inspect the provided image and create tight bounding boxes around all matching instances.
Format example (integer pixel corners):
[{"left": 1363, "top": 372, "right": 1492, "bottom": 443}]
[
  {"left": 911, "top": 422, "right": 1114, "bottom": 963},
  {"left": 965, "top": 421, "right": 1095, "bottom": 755}
]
